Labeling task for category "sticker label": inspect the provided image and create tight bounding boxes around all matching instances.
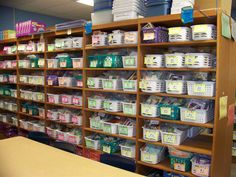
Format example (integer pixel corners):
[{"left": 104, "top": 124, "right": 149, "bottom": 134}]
[
  {"left": 119, "top": 126, "right": 129, "bottom": 135},
  {"left": 192, "top": 164, "right": 210, "bottom": 176},
  {"left": 174, "top": 163, "right": 186, "bottom": 172},
  {"left": 87, "top": 78, "right": 95, "bottom": 87},
  {"left": 88, "top": 99, "right": 97, "bottom": 108},
  {"left": 143, "top": 153, "right": 155, "bottom": 163},
  {"left": 123, "top": 104, "right": 135, "bottom": 115},
  {"left": 145, "top": 129, "right": 159, "bottom": 141},
  {"left": 163, "top": 134, "right": 176, "bottom": 144},
  {"left": 103, "top": 80, "right": 113, "bottom": 89},
  {"left": 103, "top": 146, "right": 111, "bottom": 154},
  {"left": 124, "top": 57, "right": 135, "bottom": 66},
  {"left": 169, "top": 27, "right": 182, "bottom": 35},
  {"left": 193, "top": 83, "right": 207, "bottom": 93},
  {"left": 193, "top": 25, "right": 208, "bottom": 33},
  {"left": 142, "top": 105, "right": 155, "bottom": 116},
  {"left": 139, "top": 80, "right": 148, "bottom": 90},
  {"left": 160, "top": 107, "right": 172, "bottom": 116},
  {"left": 123, "top": 81, "right": 135, "bottom": 90},
  {"left": 144, "top": 56, "right": 154, "bottom": 65},
  {"left": 143, "top": 32, "right": 155, "bottom": 40},
  {"left": 184, "top": 110, "right": 197, "bottom": 120},
  {"left": 103, "top": 125, "right": 111, "bottom": 133},
  {"left": 167, "top": 82, "right": 183, "bottom": 92},
  {"left": 104, "top": 58, "right": 112, "bottom": 67}
]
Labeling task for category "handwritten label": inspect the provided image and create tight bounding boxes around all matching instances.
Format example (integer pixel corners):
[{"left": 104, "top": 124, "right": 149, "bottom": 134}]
[
  {"left": 145, "top": 129, "right": 159, "bottom": 141},
  {"left": 123, "top": 81, "right": 135, "bottom": 90},
  {"left": 122, "top": 147, "right": 133, "bottom": 158},
  {"left": 169, "top": 27, "right": 182, "bottom": 35},
  {"left": 124, "top": 57, "right": 135, "bottom": 66},
  {"left": 103, "top": 80, "right": 113, "bottom": 89},
  {"left": 193, "top": 25, "right": 208, "bottom": 33},
  {"left": 144, "top": 56, "right": 154, "bottom": 65},
  {"left": 192, "top": 164, "right": 210, "bottom": 176},
  {"left": 193, "top": 83, "right": 206, "bottom": 93},
  {"left": 160, "top": 107, "right": 172, "bottom": 116},
  {"left": 119, "top": 126, "right": 128, "bottom": 135},
  {"left": 167, "top": 82, "right": 183, "bottom": 93},
  {"left": 174, "top": 163, "right": 186, "bottom": 172},
  {"left": 103, "top": 146, "right": 111, "bottom": 154},
  {"left": 87, "top": 78, "right": 95, "bottom": 87},
  {"left": 88, "top": 99, "right": 97, "bottom": 108},
  {"left": 143, "top": 32, "right": 155, "bottom": 40},
  {"left": 142, "top": 153, "right": 156, "bottom": 163},
  {"left": 184, "top": 110, "right": 197, "bottom": 120},
  {"left": 163, "top": 134, "right": 176, "bottom": 144},
  {"left": 142, "top": 104, "right": 155, "bottom": 116}
]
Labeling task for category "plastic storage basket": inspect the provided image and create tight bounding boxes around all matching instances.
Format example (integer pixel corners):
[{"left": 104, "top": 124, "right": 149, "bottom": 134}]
[
  {"left": 191, "top": 24, "right": 216, "bottom": 41},
  {"left": 47, "top": 110, "right": 59, "bottom": 120},
  {"left": 185, "top": 53, "right": 213, "bottom": 68},
  {"left": 120, "top": 144, "right": 136, "bottom": 158},
  {"left": 92, "top": 34, "right": 108, "bottom": 46},
  {"left": 191, "top": 157, "right": 211, "bottom": 177},
  {"left": 58, "top": 77, "right": 76, "bottom": 87},
  {"left": 145, "top": 54, "right": 165, "bottom": 68},
  {"left": 72, "top": 58, "right": 83, "bottom": 68},
  {"left": 102, "top": 122, "right": 118, "bottom": 134},
  {"left": 140, "top": 147, "right": 166, "bottom": 164},
  {"left": 165, "top": 80, "right": 187, "bottom": 94},
  {"left": 102, "top": 79, "right": 122, "bottom": 90},
  {"left": 122, "top": 102, "right": 136, "bottom": 115},
  {"left": 85, "top": 136, "right": 101, "bottom": 150},
  {"left": 118, "top": 124, "right": 135, "bottom": 137},
  {"left": 165, "top": 53, "right": 185, "bottom": 68},
  {"left": 170, "top": 156, "right": 192, "bottom": 172},
  {"left": 47, "top": 94, "right": 60, "bottom": 104},
  {"left": 142, "top": 27, "right": 168, "bottom": 43},
  {"left": 122, "top": 80, "right": 137, "bottom": 92},
  {"left": 160, "top": 130, "right": 188, "bottom": 146},
  {"left": 143, "top": 127, "right": 161, "bottom": 142},
  {"left": 124, "top": 31, "right": 138, "bottom": 44},
  {"left": 90, "top": 118, "right": 103, "bottom": 130},
  {"left": 61, "top": 94, "right": 73, "bottom": 105},
  {"left": 88, "top": 98, "right": 104, "bottom": 110},
  {"left": 122, "top": 56, "right": 137, "bottom": 68},
  {"left": 47, "top": 59, "right": 58, "bottom": 68},
  {"left": 159, "top": 104, "right": 181, "bottom": 120},
  {"left": 87, "top": 77, "right": 103, "bottom": 89},
  {"left": 145, "top": 0, "right": 172, "bottom": 17},
  {"left": 168, "top": 27, "right": 192, "bottom": 42},
  {"left": 187, "top": 81, "right": 216, "bottom": 97},
  {"left": 67, "top": 133, "right": 82, "bottom": 145},
  {"left": 141, "top": 103, "right": 160, "bottom": 117},
  {"left": 102, "top": 55, "right": 123, "bottom": 68},
  {"left": 88, "top": 56, "right": 104, "bottom": 68},
  {"left": 140, "top": 80, "right": 165, "bottom": 93},
  {"left": 108, "top": 30, "right": 124, "bottom": 45},
  {"left": 103, "top": 100, "right": 122, "bottom": 112},
  {"left": 101, "top": 139, "right": 121, "bottom": 154}
]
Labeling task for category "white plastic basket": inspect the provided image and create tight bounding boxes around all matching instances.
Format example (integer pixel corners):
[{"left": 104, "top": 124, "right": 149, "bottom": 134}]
[
  {"left": 47, "top": 110, "right": 59, "bottom": 120},
  {"left": 72, "top": 58, "right": 83, "bottom": 68},
  {"left": 87, "top": 77, "right": 103, "bottom": 89},
  {"left": 85, "top": 137, "right": 100, "bottom": 150},
  {"left": 46, "top": 127, "right": 57, "bottom": 138},
  {"left": 61, "top": 94, "right": 73, "bottom": 105},
  {"left": 165, "top": 80, "right": 187, "bottom": 94},
  {"left": 120, "top": 144, "right": 136, "bottom": 158},
  {"left": 124, "top": 31, "right": 138, "bottom": 44},
  {"left": 47, "top": 59, "right": 58, "bottom": 68},
  {"left": 88, "top": 98, "right": 104, "bottom": 110},
  {"left": 90, "top": 118, "right": 103, "bottom": 130},
  {"left": 102, "top": 122, "right": 118, "bottom": 134},
  {"left": 59, "top": 112, "right": 72, "bottom": 123},
  {"left": 72, "top": 115, "right": 82, "bottom": 125},
  {"left": 165, "top": 53, "right": 185, "bottom": 68},
  {"left": 122, "top": 80, "right": 137, "bottom": 92},
  {"left": 18, "top": 60, "right": 30, "bottom": 68},
  {"left": 122, "top": 56, "right": 137, "bottom": 68},
  {"left": 103, "top": 100, "right": 122, "bottom": 112},
  {"left": 113, "top": 11, "right": 138, "bottom": 22},
  {"left": 47, "top": 94, "right": 60, "bottom": 104},
  {"left": 58, "top": 77, "right": 76, "bottom": 87},
  {"left": 56, "top": 130, "right": 68, "bottom": 141},
  {"left": 145, "top": 55, "right": 165, "bottom": 68},
  {"left": 102, "top": 79, "right": 122, "bottom": 90},
  {"left": 191, "top": 24, "right": 216, "bottom": 41},
  {"left": 67, "top": 133, "right": 82, "bottom": 145},
  {"left": 72, "top": 96, "right": 82, "bottom": 106},
  {"left": 122, "top": 102, "right": 136, "bottom": 115},
  {"left": 143, "top": 127, "right": 161, "bottom": 142},
  {"left": 169, "top": 27, "right": 192, "bottom": 42},
  {"left": 187, "top": 81, "right": 215, "bottom": 97},
  {"left": 92, "top": 34, "right": 108, "bottom": 46},
  {"left": 118, "top": 124, "right": 135, "bottom": 137},
  {"left": 72, "top": 37, "right": 83, "bottom": 48},
  {"left": 140, "top": 80, "right": 165, "bottom": 93},
  {"left": 108, "top": 31, "right": 124, "bottom": 45},
  {"left": 160, "top": 130, "right": 188, "bottom": 145},
  {"left": 191, "top": 158, "right": 211, "bottom": 177},
  {"left": 180, "top": 107, "right": 214, "bottom": 124},
  {"left": 141, "top": 103, "right": 160, "bottom": 118},
  {"left": 140, "top": 147, "right": 166, "bottom": 164},
  {"left": 185, "top": 53, "right": 213, "bottom": 68}
]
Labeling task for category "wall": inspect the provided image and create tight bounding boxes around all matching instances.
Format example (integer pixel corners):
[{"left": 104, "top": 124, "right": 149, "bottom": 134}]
[{"left": 0, "top": 5, "right": 68, "bottom": 31}]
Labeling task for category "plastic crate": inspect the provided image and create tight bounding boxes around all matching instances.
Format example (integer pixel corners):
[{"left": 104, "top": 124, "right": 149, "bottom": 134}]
[
  {"left": 58, "top": 77, "right": 76, "bottom": 87},
  {"left": 191, "top": 157, "right": 211, "bottom": 177},
  {"left": 102, "top": 55, "right": 123, "bottom": 68},
  {"left": 165, "top": 53, "right": 185, "bottom": 68},
  {"left": 140, "top": 146, "right": 166, "bottom": 164},
  {"left": 59, "top": 112, "right": 71, "bottom": 123},
  {"left": 47, "top": 59, "right": 58, "bottom": 68},
  {"left": 92, "top": 34, "right": 108, "bottom": 46},
  {"left": 143, "top": 127, "right": 161, "bottom": 142},
  {"left": 108, "top": 31, "right": 124, "bottom": 45},
  {"left": 191, "top": 24, "right": 216, "bottom": 41},
  {"left": 87, "top": 77, "right": 103, "bottom": 89},
  {"left": 102, "top": 79, "right": 122, "bottom": 90},
  {"left": 165, "top": 80, "right": 187, "bottom": 95},
  {"left": 145, "top": 54, "right": 165, "bottom": 68},
  {"left": 142, "top": 27, "right": 168, "bottom": 43},
  {"left": 72, "top": 58, "right": 83, "bottom": 68},
  {"left": 120, "top": 144, "right": 136, "bottom": 158},
  {"left": 90, "top": 118, "right": 103, "bottom": 130},
  {"left": 140, "top": 80, "right": 165, "bottom": 93},
  {"left": 103, "top": 100, "right": 122, "bottom": 112},
  {"left": 67, "top": 133, "right": 82, "bottom": 145},
  {"left": 72, "top": 96, "right": 82, "bottom": 106},
  {"left": 72, "top": 37, "right": 83, "bottom": 48},
  {"left": 94, "top": 0, "right": 113, "bottom": 11},
  {"left": 185, "top": 53, "right": 213, "bottom": 68},
  {"left": 88, "top": 56, "right": 104, "bottom": 68},
  {"left": 118, "top": 124, "right": 135, "bottom": 137},
  {"left": 122, "top": 80, "right": 137, "bottom": 92},
  {"left": 145, "top": 0, "right": 172, "bottom": 17},
  {"left": 101, "top": 139, "right": 121, "bottom": 154},
  {"left": 122, "top": 102, "right": 136, "bottom": 115},
  {"left": 56, "top": 130, "right": 68, "bottom": 141},
  {"left": 33, "top": 124, "right": 44, "bottom": 132},
  {"left": 103, "top": 121, "right": 118, "bottom": 134},
  {"left": 124, "top": 31, "right": 138, "bottom": 44},
  {"left": 47, "top": 94, "right": 60, "bottom": 104},
  {"left": 85, "top": 137, "right": 101, "bottom": 150},
  {"left": 159, "top": 104, "right": 181, "bottom": 120},
  {"left": 187, "top": 81, "right": 216, "bottom": 97},
  {"left": 141, "top": 103, "right": 160, "bottom": 117},
  {"left": 61, "top": 94, "right": 73, "bottom": 105},
  {"left": 160, "top": 130, "right": 188, "bottom": 146},
  {"left": 180, "top": 107, "right": 214, "bottom": 124},
  {"left": 170, "top": 156, "right": 192, "bottom": 172},
  {"left": 58, "top": 57, "right": 72, "bottom": 68},
  {"left": 168, "top": 27, "right": 192, "bottom": 42},
  {"left": 88, "top": 98, "right": 104, "bottom": 110},
  {"left": 122, "top": 56, "right": 137, "bottom": 68}
]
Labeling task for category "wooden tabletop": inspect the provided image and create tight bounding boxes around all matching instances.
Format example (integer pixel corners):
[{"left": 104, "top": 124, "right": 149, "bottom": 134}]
[{"left": 0, "top": 137, "right": 144, "bottom": 177}]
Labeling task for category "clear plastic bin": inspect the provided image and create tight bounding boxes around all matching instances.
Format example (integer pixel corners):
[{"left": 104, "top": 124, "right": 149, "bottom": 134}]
[
  {"left": 92, "top": 34, "right": 108, "bottom": 46},
  {"left": 67, "top": 133, "right": 82, "bottom": 145},
  {"left": 187, "top": 81, "right": 216, "bottom": 97},
  {"left": 102, "top": 79, "right": 122, "bottom": 90},
  {"left": 85, "top": 136, "right": 101, "bottom": 150},
  {"left": 47, "top": 110, "right": 59, "bottom": 120},
  {"left": 108, "top": 30, "right": 124, "bottom": 45},
  {"left": 124, "top": 31, "right": 138, "bottom": 44},
  {"left": 58, "top": 77, "right": 76, "bottom": 87},
  {"left": 72, "top": 96, "right": 82, "bottom": 106},
  {"left": 88, "top": 98, "right": 104, "bottom": 110},
  {"left": 165, "top": 80, "right": 187, "bottom": 95},
  {"left": 72, "top": 58, "right": 83, "bottom": 68},
  {"left": 191, "top": 157, "right": 211, "bottom": 177},
  {"left": 90, "top": 118, "right": 103, "bottom": 130},
  {"left": 141, "top": 103, "right": 160, "bottom": 117},
  {"left": 122, "top": 56, "right": 137, "bottom": 68},
  {"left": 143, "top": 127, "right": 161, "bottom": 142},
  {"left": 18, "top": 60, "right": 30, "bottom": 68},
  {"left": 122, "top": 102, "right": 136, "bottom": 115},
  {"left": 140, "top": 80, "right": 165, "bottom": 93},
  {"left": 140, "top": 146, "right": 166, "bottom": 164},
  {"left": 145, "top": 54, "right": 165, "bottom": 68},
  {"left": 71, "top": 115, "right": 82, "bottom": 125},
  {"left": 160, "top": 130, "right": 188, "bottom": 146},
  {"left": 56, "top": 130, "right": 68, "bottom": 141},
  {"left": 118, "top": 124, "right": 135, "bottom": 137},
  {"left": 47, "top": 59, "right": 58, "bottom": 68},
  {"left": 185, "top": 53, "right": 213, "bottom": 68},
  {"left": 59, "top": 112, "right": 72, "bottom": 123},
  {"left": 120, "top": 144, "right": 136, "bottom": 158},
  {"left": 72, "top": 37, "right": 83, "bottom": 48},
  {"left": 103, "top": 100, "right": 122, "bottom": 112}
]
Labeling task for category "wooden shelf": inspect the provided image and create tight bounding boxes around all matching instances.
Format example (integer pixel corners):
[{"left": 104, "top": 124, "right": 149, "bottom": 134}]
[
  {"left": 138, "top": 116, "right": 214, "bottom": 129},
  {"left": 84, "top": 108, "right": 137, "bottom": 118},
  {"left": 0, "top": 95, "right": 17, "bottom": 99},
  {"left": 18, "top": 68, "right": 44, "bottom": 71},
  {"left": 139, "top": 135, "right": 212, "bottom": 156},
  {"left": 18, "top": 98, "right": 45, "bottom": 104},
  {"left": 85, "top": 128, "right": 136, "bottom": 141},
  {"left": 0, "top": 38, "right": 17, "bottom": 44},
  {"left": 85, "top": 88, "right": 137, "bottom": 94},
  {"left": 0, "top": 121, "right": 17, "bottom": 127},
  {"left": 0, "top": 68, "right": 17, "bottom": 71},
  {"left": 137, "top": 159, "right": 196, "bottom": 177},
  {"left": 46, "top": 68, "right": 83, "bottom": 71},
  {"left": 18, "top": 51, "right": 44, "bottom": 55},
  {"left": 18, "top": 83, "right": 44, "bottom": 87},
  {"left": 0, "top": 108, "right": 17, "bottom": 114},
  {"left": 46, "top": 85, "right": 83, "bottom": 90},
  {"left": 140, "top": 68, "right": 216, "bottom": 72},
  {"left": 46, "top": 48, "right": 83, "bottom": 53},
  {"left": 46, "top": 102, "right": 82, "bottom": 110},
  {"left": 19, "top": 112, "right": 45, "bottom": 120},
  {"left": 50, "top": 136, "right": 83, "bottom": 148},
  {"left": 85, "top": 68, "right": 137, "bottom": 71},
  {"left": 0, "top": 82, "right": 17, "bottom": 85},
  {"left": 85, "top": 44, "right": 138, "bottom": 50},
  {"left": 46, "top": 119, "right": 82, "bottom": 128},
  {"left": 0, "top": 54, "right": 16, "bottom": 57}
]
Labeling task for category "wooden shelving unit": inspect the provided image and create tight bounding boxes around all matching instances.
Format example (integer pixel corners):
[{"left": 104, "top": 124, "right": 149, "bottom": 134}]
[{"left": 0, "top": 9, "right": 235, "bottom": 177}]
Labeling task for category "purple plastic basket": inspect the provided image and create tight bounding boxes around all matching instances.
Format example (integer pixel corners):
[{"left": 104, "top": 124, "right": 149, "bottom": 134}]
[
  {"left": 47, "top": 75, "right": 59, "bottom": 86},
  {"left": 142, "top": 27, "right": 168, "bottom": 43},
  {"left": 16, "top": 20, "right": 46, "bottom": 37}
]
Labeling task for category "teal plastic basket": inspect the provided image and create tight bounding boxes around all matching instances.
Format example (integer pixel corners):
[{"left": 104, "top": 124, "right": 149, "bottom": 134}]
[
  {"left": 170, "top": 155, "right": 192, "bottom": 172},
  {"left": 100, "top": 139, "right": 121, "bottom": 154},
  {"left": 101, "top": 55, "right": 123, "bottom": 68},
  {"left": 159, "top": 103, "right": 181, "bottom": 120},
  {"left": 88, "top": 56, "right": 104, "bottom": 68},
  {"left": 30, "top": 58, "right": 39, "bottom": 68},
  {"left": 58, "top": 56, "right": 73, "bottom": 68}
]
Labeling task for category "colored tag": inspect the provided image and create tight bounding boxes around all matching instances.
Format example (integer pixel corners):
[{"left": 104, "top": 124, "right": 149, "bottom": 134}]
[
  {"left": 103, "top": 146, "right": 111, "bottom": 154},
  {"left": 144, "top": 56, "right": 154, "bottom": 65},
  {"left": 103, "top": 125, "right": 111, "bottom": 133},
  {"left": 139, "top": 80, "right": 148, "bottom": 90},
  {"left": 181, "top": 6, "right": 194, "bottom": 24},
  {"left": 87, "top": 78, "right": 95, "bottom": 87},
  {"left": 104, "top": 58, "right": 112, "bottom": 67},
  {"left": 220, "top": 96, "right": 228, "bottom": 120},
  {"left": 142, "top": 105, "right": 155, "bottom": 116},
  {"left": 185, "top": 110, "right": 197, "bottom": 120},
  {"left": 143, "top": 33, "right": 155, "bottom": 40},
  {"left": 123, "top": 104, "right": 135, "bottom": 115},
  {"left": 119, "top": 126, "right": 128, "bottom": 135},
  {"left": 169, "top": 27, "right": 182, "bottom": 35},
  {"left": 103, "top": 80, "right": 113, "bottom": 89},
  {"left": 167, "top": 82, "right": 183, "bottom": 92},
  {"left": 166, "top": 56, "right": 179, "bottom": 65},
  {"left": 145, "top": 129, "right": 159, "bottom": 141},
  {"left": 90, "top": 60, "right": 97, "bottom": 68},
  {"left": 123, "top": 81, "right": 135, "bottom": 90},
  {"left": 160, "top": 107, "right": 172, "bottom": 116},
  {"left": 174, "top": 163, "right": 186, "bottom": 172},
  {"left": 89, "top": 99, "right": 97, "bottom": 108},
  {"left": 124, "top": 57, "right": 135, "bottom": 66},
  {"left": 163, "top": 134, "right": 176, "bottom": 144},
  {"left": 122, "top": 148, "right": 132, "bottom": 158}
]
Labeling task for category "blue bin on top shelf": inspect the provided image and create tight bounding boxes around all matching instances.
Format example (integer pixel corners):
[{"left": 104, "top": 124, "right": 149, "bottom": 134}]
[
  {"left": 94, "top": 0, "right": 113, "bottom": 12},
  {"left": 144, "top": 0, "right": 172, "bottom": 17}
]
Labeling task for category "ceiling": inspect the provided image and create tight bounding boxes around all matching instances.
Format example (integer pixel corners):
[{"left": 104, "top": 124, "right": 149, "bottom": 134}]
[{"left": 0, "top": 0, "right": 93, "bottom": 20}]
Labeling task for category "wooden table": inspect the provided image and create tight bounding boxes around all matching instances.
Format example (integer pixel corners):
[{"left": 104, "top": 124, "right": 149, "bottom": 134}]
[{"left": 0, "top": 137, "right": 144, "bottom": 177}]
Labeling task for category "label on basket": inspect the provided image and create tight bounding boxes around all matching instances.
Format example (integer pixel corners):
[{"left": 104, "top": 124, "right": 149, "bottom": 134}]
[
  {"left": 103, "top": 101, "right": 110, "bottom": 110},
  {"left": 143, "top": 32, "right": 155, "bottom": 40},
  {"left": 166, "top": 56, "right": 179, "bottom": 65},
  {"left": 59, "top": 114, "right": 66, "bottom": 122},
  {"left": 139, "top": 80, "right": 148, "bottom": 90},
  {"left": 68, "top": 135, "right": 76, "bottom": 144},
  {"left": 174, "top": 163, "right": 186, "bottom": 172},
  {"left": 48, "top": 80, "right": 53, "bottom": 86},
  {"left": 73, "top": 61, "right": 81, "bottom": 68},
  {"left": 192, "top": 164, "right": 210, "bottom": 176},
  {"left": 123, "top": 81, "right": 135, "bottom": 90},
  {"left": 169, "top": 28, "right": 182, "bottom": 35},
  {"left": 160, "top": 107, "right": 171, "bottom": 116},
  {"left": 167, "top": 82, "right": 183, "bottom": 93},
  {"left": 103, "top": 125, "right": 111, "bottom": 133},
  {"left": 144, "top": 56, "right": 154, "bottom": 65},
  {"left": 145, "top": 130, "right": 159, "bottom": 141},
  {"left": 163, "top": 134, "right": 176, "bottom": 144},
  {"left": 38, "top": 59, "right": 44, "bottom": 66},
  {"left": 185, "top": 110, "right": 197, "bottom": 120},
  {"left": 193, "top": 83, "right": 207, "bottom": 93},
  {"left": 48, "top": 97, "right": 55, "bottom": 103},
  {"left": 87, "top": 78, "right": 95, "bottom": 87},
  {"left": 142, "top": 105, "right": 155, "bottom": 116},
  {"left": 37, "top": 94, "right": 43, "bottom": 100},
  {"left": 86, "top": 140, "right": 94, "bottom": 148},
  {"left": 103, "top": 146, "right": 111, "bottom": 154},
  {"left": 194, "top": 25, "right": 208, "bottom": 33},
  {"left": 72, "top": 97, "right": 80, "bottom": 105},
  {"left": 58, "top": 133, "right": 65, "bottom": 141},
  {"left": 92, "top": 121, "right": 101, "bottom": 129},
  {"left": 48, "top": 61, "right": 54, "bottom": 68},
  {"left": 89, "top": 99, "right": 97, "bottom": 108},
  {"left": 124, "top": 57, "right": 135, "bottom": 66},
  {"left": 103, "top": 80, "right": 113, "bottom": 89},
  {"left": 143, "top": 153, "right": 155, "bottom": 163},
  {"left": 123, "top": 104, "right": 134, "bottom": 115},
  {"left": 122, "top": 148, "right": 132, "bottom": 158},
  {"left": 62, "top": 96, "right": 69, "bottom": 103},
  {"left": 185, "top": 55, "right": 196, "bottom": 65},
  {"left": 104, "top": 58, "right": 112, "bottom": 67},
  {"left": 72, "top": 116, "right": 78, "bottom": 124},
  {"left": 60, "top": 61, "right": 67, "bottom": 68},
  {"left": 119, "top": 126, "right": 128, "bottom": 135},
  {"left": 90, "top": 60, "right": 98, "bottom": 68}
]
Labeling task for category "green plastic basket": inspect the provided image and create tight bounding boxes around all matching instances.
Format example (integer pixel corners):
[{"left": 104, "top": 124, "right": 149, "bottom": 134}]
[
  {"left": 101, "top": 55, "right": 123, "bottom": 68},
  {"left": 3, "top": 88, "right": 11, "bottom": 96},
  {"left": 159, "top": 104, "right": 181, "bottom": 120},
  {"left": 88, "top": 56, "right": 104, "bottom": 68},
  {"left": 58, "top": 56, "right": 73, "bottom": 68},
  {"left": 28, "top": 105, "right": 39, "bottom": 116},
  {"left": 170, "top": 155, "right": 192, "bottom": 172},
  {"left": 101, "top": 139, "right": 121, "bottom": 154},
  {"left": 30, "top": 58, "right": 39, "bottom": 68}
]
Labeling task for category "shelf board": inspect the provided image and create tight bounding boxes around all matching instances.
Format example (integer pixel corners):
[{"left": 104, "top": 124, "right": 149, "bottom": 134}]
[
  {"left": 18, "top": 83, "right": 44, "bottom": 87},
  {"left": 0, "top": 38, "right": 17, "bottom": 44},
  {"left": 0, "top": 82, "right": 17, "bottom": 85},
  {"left": 0, "top": 95, "right": 16, "bottom": 99},
  {"left": 84, "top": 88, "right": 137, "bottom": 94},
  {"left": 46, "top": 102, "right": 82, "bottom": 110},
  {"left": 85, "top": 68, "right": 137, "bottom": 71},
  {"left": 18, "top": 98, "right": 45, "bottom": 104},
  {"left": 19, "top": 112, "right": 45, "bottom": 120},
  {"left": 0, "top": 107, "right": 17, "bottom": 114},
  {"left": 18, "top": 68, "right": 44, "bottom": 71},
  {"left": 46, "top": 85, "right": 83, "bottom": 90},
  {"left": 85, "top": 44, "right": 137, "bottom": 50},
  {"left": 46, "top": 68, "right": 83, "bottom": 71},
  {"left": 138, "top": 116, "right": 214, "bottom": 129},
  {"left": 139, "top": 135, "right": 212, "bottom": 156},
  {"left": 0, "top": 121, "right": 17, "bottom": 127},
  {"left": 84, "top": 128, "right": 136, "bottom": 141},
  {"left": 84, "top": 108, "right": 137, "bottom": 118},
  {"left": 137, "top": 159, "right": 196, "bottom": 177},
  {"left": 140, "top": 68, "right": 216, "bottom": 72},
  {"left": 139, "top": 92, "right": 215, "bottom": 100},
  {"left": 46, "top": 119, "right": 82, "bottom": 128},
  {"left": 0, "top": 54, "right": 16, "bottom": 57},
  {"left": 0, "top": 68, "right": 17, "bottom": 71},
  {"left": 18, "top": 51, "right": 44, "bottom": 55},
  {"left": 46, "top": 48, "right": 82, "bottom": 53},
  {"left": 50, "top": 136, "right": 83, "bottom": 148}
]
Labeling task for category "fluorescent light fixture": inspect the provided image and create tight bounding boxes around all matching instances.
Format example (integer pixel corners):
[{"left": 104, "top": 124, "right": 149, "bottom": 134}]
[{"left": 76, "top": 0, "right": 94, "bottom": 6}]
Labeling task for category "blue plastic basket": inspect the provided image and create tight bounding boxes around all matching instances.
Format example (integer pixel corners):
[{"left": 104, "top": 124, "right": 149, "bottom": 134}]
[
  {"left": 144, "top": 0, "right": 172, "bottom": 17},
  {"left": 94, "top": 0, "right": 113, "bottom": 12}
]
